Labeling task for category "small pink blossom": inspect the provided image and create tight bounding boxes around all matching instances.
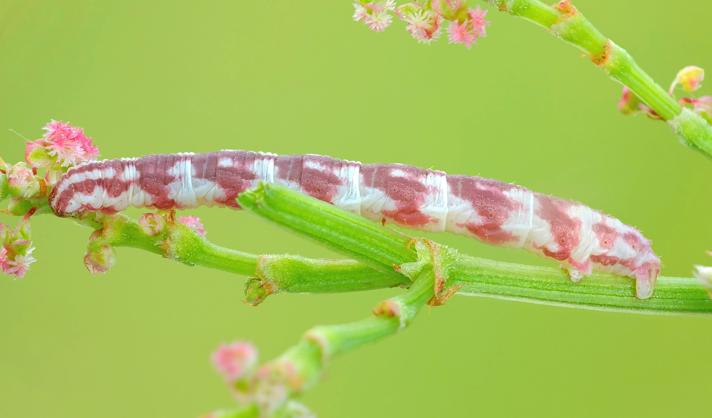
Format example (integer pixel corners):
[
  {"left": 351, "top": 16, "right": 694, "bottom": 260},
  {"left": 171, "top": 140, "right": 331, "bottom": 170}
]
[
  {"left": 212, "top": 341, "right": 258, "bottom": 382},
  {"left": 448, "top": 21, "right": 476, "bottom": 48},
  {"left": 40, "top": 120, "right": 99, "bottom": 167},
  {"left": 353, "top": 1, "right": 396, "bottom": 32},
  {"left": 0, "top": 247, "right": 36, "bottom": 278},
  {"left": 178, "top": 216, "right": 206, "bottom": 236},
  {"left": 399, "top": 7, "right": 442, "bottom": 43},
  {"left": 139, "top": 213, "right": 166, "bottom": 236},
  {"left": 468, "top": 6, "right": 489, "bottom": 37},
  {"left": 0, "top": 222, "right": 36, "bottom": 278},
  {"left": 447, "top": 7, "right": 489, "bottom": 48}
]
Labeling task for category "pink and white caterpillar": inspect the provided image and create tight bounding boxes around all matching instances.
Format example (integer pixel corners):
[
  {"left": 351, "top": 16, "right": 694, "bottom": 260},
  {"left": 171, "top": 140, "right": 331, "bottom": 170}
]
[{"left": 49, "top": 151, "right": 660, "bottom": 298}]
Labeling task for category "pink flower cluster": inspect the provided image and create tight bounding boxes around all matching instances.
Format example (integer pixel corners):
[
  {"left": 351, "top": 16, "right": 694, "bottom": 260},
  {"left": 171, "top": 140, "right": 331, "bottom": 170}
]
[
  {"left": 353, "top": 1, "right": 490, "bottom": 47},
  {"left": 0, "top": 222, "right": 36, "bottom": 278},
  {"left": 353, "top": 0, "right": 396, "bottom": 32},
  {"left": 446, "top": 6, "right": 488, "bottom": 48},
  {"left": 25, "top": 120, "right": 99, "bottom": 169}
]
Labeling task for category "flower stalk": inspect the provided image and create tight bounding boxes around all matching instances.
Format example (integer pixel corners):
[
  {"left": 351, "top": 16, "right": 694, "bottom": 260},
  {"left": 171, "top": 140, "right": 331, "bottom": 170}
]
[
  {"left": 206, "top": 256, "right": 439, "bottom": 416},
  {"left": 354, "top": 1, "right": 712, "bottom": 158},
  {"left": 487, "top": 0, "right": 712, "bottom": 157}
]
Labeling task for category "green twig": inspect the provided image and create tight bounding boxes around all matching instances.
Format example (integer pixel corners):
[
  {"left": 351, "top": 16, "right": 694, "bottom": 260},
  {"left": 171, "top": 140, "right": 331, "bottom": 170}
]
[
  {"left": 239, "top": 183, "right": 712, "bottom": 314},
  {"left": 76, "top": 212, "right": 407, "bottom": 303},
  {"left": 236, "top": 184, "right": 417, "bottom": 271},
  {"left": 253, "top": 267, "right": 435, "bottom": 413},
  {"left": 488, "top": 0, "right": 712, "bottom": 157},
  {"left": 451, "top": 256, "right": 712, "bottom": 314}
]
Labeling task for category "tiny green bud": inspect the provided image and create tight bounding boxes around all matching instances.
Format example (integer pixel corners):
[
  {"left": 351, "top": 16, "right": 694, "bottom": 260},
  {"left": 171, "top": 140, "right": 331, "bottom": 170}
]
[{"left": 245, "top": 278, "right": 274, "bottom": 306}]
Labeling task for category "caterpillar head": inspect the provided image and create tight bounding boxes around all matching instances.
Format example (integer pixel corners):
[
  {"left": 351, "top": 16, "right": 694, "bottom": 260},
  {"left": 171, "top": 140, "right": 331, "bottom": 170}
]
[{"left": 591, "top": 219, "right": 660, "bottom": 299}]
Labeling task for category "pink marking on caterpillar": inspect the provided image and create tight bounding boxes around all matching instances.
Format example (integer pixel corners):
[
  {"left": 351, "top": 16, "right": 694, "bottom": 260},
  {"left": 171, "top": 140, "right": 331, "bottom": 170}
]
[{"left": 49, "top": 151, "right": 660, "bottom": 299}]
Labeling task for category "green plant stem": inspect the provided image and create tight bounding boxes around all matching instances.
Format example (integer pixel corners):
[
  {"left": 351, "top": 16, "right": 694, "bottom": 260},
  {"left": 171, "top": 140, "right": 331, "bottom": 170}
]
[
  {"left": 246, "top": 267, "right": 435, "bottom": 414},
  {"left": 75, "top": 213, "right": 407, "bottom": 301},
  {"left": 239, "top": 183, "right": 712, "bottom": 314},
  {"left": 488, "top": 0, "right": 712, "bottom": 157},
  {"left": 451, "top": 256, "right": 712, "bottom": 314},
  {"left": 57, "top": 185, "right": 712, "bottom": 314},
  {"left": 237, "top": 183, "right": 417, "bottom": 272}
]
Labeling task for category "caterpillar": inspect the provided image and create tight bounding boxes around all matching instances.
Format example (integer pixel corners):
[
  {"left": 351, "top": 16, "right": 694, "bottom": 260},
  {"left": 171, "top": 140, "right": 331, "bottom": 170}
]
[{"left": 49, "top": 150, "right": 660, "bottom": 299}]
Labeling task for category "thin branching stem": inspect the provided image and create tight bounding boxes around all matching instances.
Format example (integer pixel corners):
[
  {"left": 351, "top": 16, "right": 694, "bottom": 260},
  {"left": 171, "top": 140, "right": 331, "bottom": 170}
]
[
  {"left": 52, "top": 186, "right": 712, "bottom": 314},
  {"left": 74, "top": 213, "right": 407, "bottom": 304},
  {"left": 238, "top": 183, "right": 712, "bottom": 314},
  {"left": 487, "top": 0, "right": 712, "bottom": 157}
]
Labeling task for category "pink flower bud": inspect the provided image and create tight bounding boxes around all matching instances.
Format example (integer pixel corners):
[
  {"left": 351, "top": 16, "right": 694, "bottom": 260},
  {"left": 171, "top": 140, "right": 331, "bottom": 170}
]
[
  {"left": 7, "top": 162, "right": 40, "bottom": 199},
  {"left": 84, "top": 242, "right": 116, "bottom": 274},
  {"left": 212, "top": 341, "right": 259, "bottom": 382},
  {"left": 178, "top": 216, "right": 206, "bottom": 236},
  {"left": 618, "top": 86, "right": 643, "bottom": 115},
  {"left": 447, "top": 6, "right": 489, "bottom": 48},
  {"left": 139, "top": 213, "right": 166, "bottom": 236},
  {"left": 671, "top": 66, "right": 705, "bottom": 94}
]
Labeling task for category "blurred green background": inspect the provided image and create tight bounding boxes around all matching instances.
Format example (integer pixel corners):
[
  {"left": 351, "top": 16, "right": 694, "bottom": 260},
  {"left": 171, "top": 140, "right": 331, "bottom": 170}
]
[{"left": 1, "top": 1, "right": 711, "bottom": 417}]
